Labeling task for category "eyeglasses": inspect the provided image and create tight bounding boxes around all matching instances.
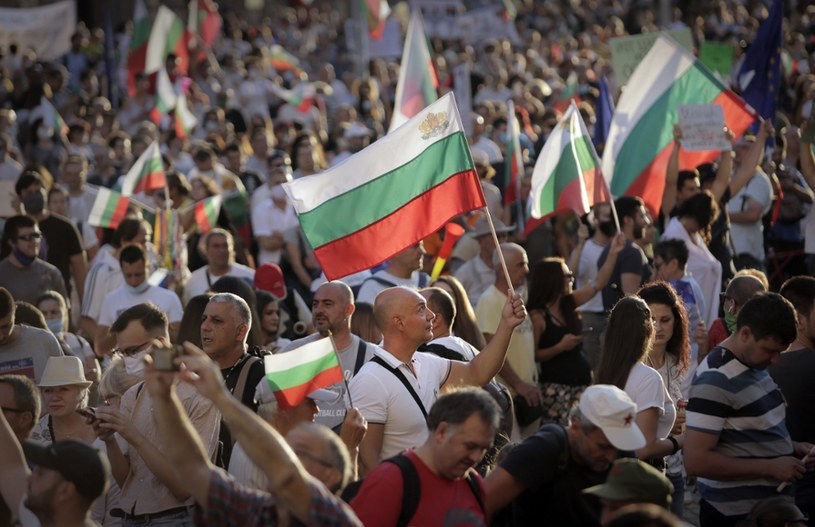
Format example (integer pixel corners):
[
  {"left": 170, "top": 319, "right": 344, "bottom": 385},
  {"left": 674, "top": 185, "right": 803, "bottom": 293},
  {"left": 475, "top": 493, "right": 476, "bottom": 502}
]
[
  {"left": 16, "top": 232, "right": 42, "bottom": 241},
  {"left": 112, "top": 341, "right": 152, "bottom": 357}
]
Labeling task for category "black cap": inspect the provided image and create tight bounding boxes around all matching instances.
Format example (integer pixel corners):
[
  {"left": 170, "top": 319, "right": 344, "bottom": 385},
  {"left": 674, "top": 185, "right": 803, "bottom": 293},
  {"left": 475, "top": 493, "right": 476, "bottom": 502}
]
[{"left": 23, "top": 440, "right": 110, "bottom": 502}]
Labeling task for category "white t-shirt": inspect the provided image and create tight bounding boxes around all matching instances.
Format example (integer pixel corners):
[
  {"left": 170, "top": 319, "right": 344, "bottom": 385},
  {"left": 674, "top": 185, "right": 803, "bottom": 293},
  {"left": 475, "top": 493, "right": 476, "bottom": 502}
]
[
  {"left": 624, "top": 362, "right": 676, "bottom": 442},
  {"left": 98, "top": 285, "right": 184, "bottom": 326},
  {"left": 81, "top": 249, "right": 124, "bottom": 323},
  {"left": 356, "top": 270, "right": 428, "bottom": 305},
  {"left": 576, "top": 238, "right": 606, "bottom": 313},
  {"left": 251, "top": 199, "right": 299, "bottom": 265},
  {"left": 350, "top": 348, "right": 451, "bottom": 460},
  {"left": 727, "top": 171, "right": 772, "bottom": 261},
  {"left": 183, "top": 263, "right": 255, "bottom": 304}
]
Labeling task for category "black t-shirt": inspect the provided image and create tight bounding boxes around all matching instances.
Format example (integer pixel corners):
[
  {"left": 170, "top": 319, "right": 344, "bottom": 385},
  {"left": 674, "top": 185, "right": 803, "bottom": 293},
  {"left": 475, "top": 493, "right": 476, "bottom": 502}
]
[
  {"left": 218, "top": 355, "right": 266, "bottom": 467},
  {"left": 499, "top": 424, "right": 606, "bottom": 526},
  {"left": 597, "top": 240, "right": 651, "bottom": 312},
  {"left": 40, "top": 213, "right": 83, "bottom": 296}
]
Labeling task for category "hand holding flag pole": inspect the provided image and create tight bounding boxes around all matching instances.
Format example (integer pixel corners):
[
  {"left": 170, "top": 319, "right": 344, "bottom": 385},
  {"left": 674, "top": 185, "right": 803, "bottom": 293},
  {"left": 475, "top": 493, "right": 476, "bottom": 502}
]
[{"left": 777, "top": 444, "right": 815, "bottom": 492}]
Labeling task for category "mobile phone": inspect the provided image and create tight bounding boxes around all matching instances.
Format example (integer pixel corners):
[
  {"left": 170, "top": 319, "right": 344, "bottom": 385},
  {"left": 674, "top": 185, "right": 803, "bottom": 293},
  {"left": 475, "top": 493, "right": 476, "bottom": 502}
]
[
  {"left": 151, "top": 344, "right": 181, "bottom": 372},
  {"left": 76, "top": 407, "right": 97, "bottom": 421}
]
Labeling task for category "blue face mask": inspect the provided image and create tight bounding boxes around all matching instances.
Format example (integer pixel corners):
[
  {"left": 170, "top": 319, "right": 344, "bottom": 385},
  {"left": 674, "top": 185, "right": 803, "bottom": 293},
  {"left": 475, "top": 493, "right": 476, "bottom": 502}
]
[
  {"left": 46, "top": 318, "right": 64, "bottom": 334},
  {"left": 12, "top": 247, "right": 36, "bottom": 266}
]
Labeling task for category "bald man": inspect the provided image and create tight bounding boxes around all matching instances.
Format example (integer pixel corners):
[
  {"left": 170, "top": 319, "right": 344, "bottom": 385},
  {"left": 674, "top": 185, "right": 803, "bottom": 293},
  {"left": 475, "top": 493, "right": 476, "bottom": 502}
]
[
  {"left": 349, "top": 285, "right": 526, "bottom": 476},
  {"left": 283, "top": 281, "right": 376, "bottom": 431}
]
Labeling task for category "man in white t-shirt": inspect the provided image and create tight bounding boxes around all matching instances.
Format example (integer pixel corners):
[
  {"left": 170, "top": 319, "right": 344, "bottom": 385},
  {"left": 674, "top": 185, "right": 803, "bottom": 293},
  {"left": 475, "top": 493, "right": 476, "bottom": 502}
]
[
  {"left": 356, "top": 242, "right": 430, "bottom": 305},
  {"left": 184, "top": 229, "right": 255, "bottom": 304},
  {"left": 454, "top": 217, "right": 512, "bottom": 307},
  {"left": 350, "top": 285, "right": 526, "bottom": 476},
  {"left": 95, "top": 245, "right": 183, "bottom": 355},
  {"left": 727, "top": 147, "right": 773, "bottom": 267},
  {"left": 251, "top": 163, "right": 299, "bottom": 266}
]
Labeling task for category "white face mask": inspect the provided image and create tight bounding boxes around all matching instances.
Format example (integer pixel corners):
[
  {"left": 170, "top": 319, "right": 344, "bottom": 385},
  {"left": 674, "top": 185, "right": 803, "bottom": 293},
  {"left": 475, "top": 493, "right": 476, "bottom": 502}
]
[
  {"left": 123, "top": 349, "right": 149, "bottom": 378},
  {"left": 270, "top": 184, "right": 288, "bottom": 202}
]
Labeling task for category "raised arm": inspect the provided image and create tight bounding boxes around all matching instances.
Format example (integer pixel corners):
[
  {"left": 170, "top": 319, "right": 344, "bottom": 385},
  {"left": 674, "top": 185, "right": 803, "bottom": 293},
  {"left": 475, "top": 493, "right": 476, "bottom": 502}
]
[
  {"left": 730, "top": 120, "right": 773, "bottom": 197},
  {"left": 444, "top": 292, "right": 526, "bottom": 388},
  {"left": 573, "top": 233, "right": 625, "bottom": 306},
  {"left": 661, "top": 124, "right": 682, "bottom": 216},
  {"left": 709, "top": 128, "right": 735, "bottom": 202}
]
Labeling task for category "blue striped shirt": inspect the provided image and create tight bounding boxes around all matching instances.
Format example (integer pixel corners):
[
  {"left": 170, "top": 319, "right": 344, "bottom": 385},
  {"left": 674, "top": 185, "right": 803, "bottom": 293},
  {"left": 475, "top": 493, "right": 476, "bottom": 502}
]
[{"left": 686, "top": 346, "right": 794, "bottom": 517}]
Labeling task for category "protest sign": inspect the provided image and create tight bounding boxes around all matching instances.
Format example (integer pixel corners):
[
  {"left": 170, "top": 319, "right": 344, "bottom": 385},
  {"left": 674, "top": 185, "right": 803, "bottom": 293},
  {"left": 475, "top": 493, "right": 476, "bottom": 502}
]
[
  {"left": 699, "top": 42, "right": 735, "bottom": 77},
  {"left": 610, "top": 29, "right": 693, "bottom": 86},
  {"left": 678, "top": 104, "right": 731, "bottom": 152},
  {"left": 0, "top": 1, "right": 75, "bottom": 61}
]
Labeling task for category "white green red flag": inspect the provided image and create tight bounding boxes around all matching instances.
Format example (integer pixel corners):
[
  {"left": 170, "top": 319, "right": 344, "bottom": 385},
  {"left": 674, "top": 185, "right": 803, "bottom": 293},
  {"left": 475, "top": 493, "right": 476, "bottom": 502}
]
[
  {"left": 264, "top": 337, "right": 342, "bottom": 410},
  {"left": 271, "top": 83, "right": 316, "bottom": 114},
  {"left": 149, "top": 67, "right": 178, "bottom": 123},
  {"left": 187, "top": 0, "right": 221, "bottom": 60},
  {"left": 87, "top": 188, "right": 129, "bottom": 229},
  {"left": 530, "top": 100, "right": 610, "bottom": 221},
  {"left": 145, "top": 6, "right": 190, "bottom": 75},
  {"left": 284, "top": 93, "right": 485, "bottom": 280},
  {"left": 194, "top": 195, "right": 221, "bottom": 233},
  {"left": 504, "top": 100, "right": 523, "bottom": 207},
  {"left": 122, "top": 141, "right": 166, "bottom": 196},
  {"left": 174, "top": 89, "right": 198, "bottom": 138},
  {"left": 126, "top": 0, "right": 150, "bottom": 96},
  {"left": 602, "top": 34, "right": 757, "bottom": 217},
  {"left": 265, "top": 45, "right": 303, "bottom": 75},
  {"left": 32, "top": 96, "right": 67, "bottom": 136},
  {"left": 388, "top": 9, "right": 438, "bottom": 132},
  {"left": 362, "top": 0, "right": 390, "bottom": 40}
]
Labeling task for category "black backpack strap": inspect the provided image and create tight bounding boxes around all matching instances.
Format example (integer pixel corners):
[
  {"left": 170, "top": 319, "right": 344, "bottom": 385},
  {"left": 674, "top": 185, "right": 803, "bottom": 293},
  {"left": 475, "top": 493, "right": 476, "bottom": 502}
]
[
  {"left": 353, "top": 339, "right": 368, "bottom": 376},
  {"left": 371, "top": 355, "right": 428, "bottom": 418},
  {"left": 384, "top": 454, "right": 421, "bottom": 527},
  {"left": 465, "top": 470, "right": 486, "bottom": 514},
  {"left": 231, "top": 356, "right": 261, "bottom": 411}
]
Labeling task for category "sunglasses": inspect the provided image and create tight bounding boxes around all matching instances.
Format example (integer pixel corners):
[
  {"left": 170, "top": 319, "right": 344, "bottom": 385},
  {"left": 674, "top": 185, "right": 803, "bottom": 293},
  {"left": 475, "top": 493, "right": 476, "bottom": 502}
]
[{"left": 17, "top": 232, "right": 42, "bottom": 241}]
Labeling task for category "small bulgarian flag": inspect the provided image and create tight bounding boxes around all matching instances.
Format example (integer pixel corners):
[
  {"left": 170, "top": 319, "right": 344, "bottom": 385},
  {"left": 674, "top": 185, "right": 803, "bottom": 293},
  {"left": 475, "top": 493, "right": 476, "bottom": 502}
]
[
  {"left": 149, "top": 67, "right": 178, "bottom": 124},
  {"left": 194, "top": 195, "right": 221, "bottom": 233},
  {"left": 87, "top": 187, "right": 129, "bottom": 229},
  {"left": 122, "top": 141, "right": 166, "bottom": 196},
  {"left": 504, "top": 99, "right": 523, "bottom": 207},
  {"left": 271, "top": 83, "right": 316, "bottom": 114},
  {"left": 34, "top": 96, "right": 68, "bottom": 136},
  {"left": 263, "top": 337, "right": 342, "bottom": 410},
  {"left": 174, "top": 89, "right": 198, "bottom": 138},
  {"left": 266, "top": 45, "right": 303, "bottom": 75}
]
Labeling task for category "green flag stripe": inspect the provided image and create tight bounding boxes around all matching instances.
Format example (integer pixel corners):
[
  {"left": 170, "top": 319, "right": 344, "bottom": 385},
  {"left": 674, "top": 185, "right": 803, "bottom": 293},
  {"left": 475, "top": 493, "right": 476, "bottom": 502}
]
[{"left": 538, "top": 134, "right": 596, "bottom": 212}]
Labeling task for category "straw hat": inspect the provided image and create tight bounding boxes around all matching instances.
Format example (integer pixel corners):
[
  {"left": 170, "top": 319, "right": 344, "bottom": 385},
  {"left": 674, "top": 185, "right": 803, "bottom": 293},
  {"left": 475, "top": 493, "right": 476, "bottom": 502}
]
[{"left": 38, "top": 356, "right": 93, "bottom": 388}]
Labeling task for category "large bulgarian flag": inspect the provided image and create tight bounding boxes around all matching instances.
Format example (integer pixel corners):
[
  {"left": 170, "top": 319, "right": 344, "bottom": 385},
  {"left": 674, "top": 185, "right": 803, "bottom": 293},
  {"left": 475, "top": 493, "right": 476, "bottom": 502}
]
[
  {"left": 145, "top": 6, "right": 190, "bottom": 76},
  {"left": 126, "top": 0, "right": 150, "bottom": 96},
  {"left": 264, "top": 337, "right": 342, "bottom": 410},
  {"left": 530, "top": 100, "right": 610, "bottom": 221},
  {"left": 388, "top": 8, "right": 438, "bottom": 132},
  {"left": 602, "top": 34, "right": 757, "bottom": 217},
  {"left": 284, "top": 93, "right": 485, "bottom": 280},
  {"left": 122, "top": 141, "right": 166, "bottom": 196},
  {"left": 87, "top": 188, "right": 129, "bottom": 229},
  {"left": 174, "top": 89, "right": 198, "bottom": 139}
]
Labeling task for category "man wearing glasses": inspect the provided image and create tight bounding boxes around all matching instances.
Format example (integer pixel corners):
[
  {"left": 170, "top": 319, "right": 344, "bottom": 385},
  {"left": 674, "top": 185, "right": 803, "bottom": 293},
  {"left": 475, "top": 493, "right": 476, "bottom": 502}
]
[
  {"left": 93, "top": 303, "right": 220, "bottom": 526},
  {"left": 0, "top": 215, "right": 67, "bottom": 305}
]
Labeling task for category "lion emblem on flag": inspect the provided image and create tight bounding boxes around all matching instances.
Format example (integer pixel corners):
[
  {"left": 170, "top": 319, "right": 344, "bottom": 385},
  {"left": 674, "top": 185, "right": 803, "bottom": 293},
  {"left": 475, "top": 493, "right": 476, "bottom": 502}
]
[{"left": 419, "top": 111, "right": 450, "bottom": 140}]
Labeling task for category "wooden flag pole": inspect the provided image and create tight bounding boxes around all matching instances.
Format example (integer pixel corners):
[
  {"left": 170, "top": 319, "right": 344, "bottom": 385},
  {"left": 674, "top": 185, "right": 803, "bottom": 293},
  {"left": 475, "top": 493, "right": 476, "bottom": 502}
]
[{"left": 482, "top": 207, "right": 515, "bottom": 297}]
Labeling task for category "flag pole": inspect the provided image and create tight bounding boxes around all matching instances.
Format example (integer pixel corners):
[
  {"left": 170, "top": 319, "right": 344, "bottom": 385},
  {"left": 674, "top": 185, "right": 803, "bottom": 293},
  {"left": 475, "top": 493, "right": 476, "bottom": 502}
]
[
  {"left": 482, "top": 207, "right": 515, "bottom": 297},
  {"left": 327, "top": 331, "right": 353, "bottom": 408}
]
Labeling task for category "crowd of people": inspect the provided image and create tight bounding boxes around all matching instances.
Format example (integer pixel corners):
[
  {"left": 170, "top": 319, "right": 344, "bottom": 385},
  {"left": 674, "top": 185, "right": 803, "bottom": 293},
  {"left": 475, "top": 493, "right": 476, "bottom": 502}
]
[{"left": 0, "top": 0, "right": 813, "bottom": 526}]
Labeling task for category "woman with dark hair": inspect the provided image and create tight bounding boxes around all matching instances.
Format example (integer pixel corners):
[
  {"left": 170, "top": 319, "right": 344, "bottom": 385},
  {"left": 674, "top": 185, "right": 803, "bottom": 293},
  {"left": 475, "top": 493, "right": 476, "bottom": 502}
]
[
  {"left": 596, "top": 296, "right": 679, "bottom": 467},
  {"left": 638, "top": 282, "right": 691, "bottom": 518},
  {"left": 289, "top": 131, "right": 327, "bottom": 179},
  {"left": 349, "top": 302, "right": 382, "bottom": 344},
  {"left": 256, "top": 290, "right": 290, "bottom": 352},
  {"left": 662, "top": 190, "right": 722, "bottom": 327},
  {"left": 431, "top": 274, "right": 486, "bottom": 350},
  {"left": 176, "top": 294, "right": 211, "bottom": 348},
  {"left": 527, "top": 234, "right": 624, "bottom": 424}
]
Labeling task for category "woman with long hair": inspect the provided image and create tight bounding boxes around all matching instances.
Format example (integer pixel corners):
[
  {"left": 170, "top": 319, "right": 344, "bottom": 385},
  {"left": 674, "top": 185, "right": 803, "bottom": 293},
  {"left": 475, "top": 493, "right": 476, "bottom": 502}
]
[
  {"left": 256, "top": 290, "right": 290, "bottom": 352},
  {"left": 526, "top": 234, "right": 625, "bottom": 424},
  {"left": 431, "top": 274, "right": 486, "bottom": 350},
  {"left": 596, "top": 297, "right": 679, "bottom": 466},
  {"left": 638, "top": 282, "right": 691, "bottom": 518}
]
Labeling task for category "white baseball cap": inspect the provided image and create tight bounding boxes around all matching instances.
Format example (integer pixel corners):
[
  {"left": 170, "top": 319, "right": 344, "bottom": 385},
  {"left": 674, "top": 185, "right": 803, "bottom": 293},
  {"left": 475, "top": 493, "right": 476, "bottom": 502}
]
[{"left": 579, "top": 385, "right": 645, "bottom": 451}]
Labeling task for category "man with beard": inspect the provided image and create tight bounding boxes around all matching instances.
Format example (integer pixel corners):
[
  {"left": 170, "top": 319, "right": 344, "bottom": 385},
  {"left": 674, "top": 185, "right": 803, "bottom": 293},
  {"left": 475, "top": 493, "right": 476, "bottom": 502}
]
[
  {"left": 282, "top": 281, "right": 376, "bottom": 432},
  {"left": 0, "top": 404, "right": 109, "bottom": 527},
  {"left": 357, "top": 242, "right": 429, "bottom": 305},
  {"left": 0, "top": 215, "right": 67, "bottom": 305},
  {"left": 597, "top": 196, "right": 652, "bottom": 312},
  {"left": 183, "top": 229, "right": 255, "bottom": 304},
  {"left": 350, "top": 286, "right": 526, "bottom": 476}
]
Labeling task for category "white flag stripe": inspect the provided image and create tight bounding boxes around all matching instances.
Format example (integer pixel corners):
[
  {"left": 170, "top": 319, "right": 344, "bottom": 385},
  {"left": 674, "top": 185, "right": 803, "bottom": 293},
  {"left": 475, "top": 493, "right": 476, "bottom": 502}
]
[
  {"left": 283, "top": 92, "right": 464, "bottom": 213},
  {"left": 263, "top": 336, "right": 336, "bottom": 373}
]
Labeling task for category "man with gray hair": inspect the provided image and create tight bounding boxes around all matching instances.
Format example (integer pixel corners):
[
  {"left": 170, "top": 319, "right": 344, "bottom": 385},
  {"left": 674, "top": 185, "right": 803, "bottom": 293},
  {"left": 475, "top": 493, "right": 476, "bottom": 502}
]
[
  {"left": 183, "top": 229, "right": 255, "bottom": 304},
  {"left": 201, "top": 292, "right": 266, "bottom": 465}
]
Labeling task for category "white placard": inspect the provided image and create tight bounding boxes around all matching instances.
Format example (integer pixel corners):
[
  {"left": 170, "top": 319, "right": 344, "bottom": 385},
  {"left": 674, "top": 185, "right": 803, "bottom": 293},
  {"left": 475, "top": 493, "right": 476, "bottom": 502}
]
[
  {"left": 0, "top": 1, "right": 75, "bottom": 61},
  {"left": 678, "top": 104, "right": 731, "bottom": 152}
]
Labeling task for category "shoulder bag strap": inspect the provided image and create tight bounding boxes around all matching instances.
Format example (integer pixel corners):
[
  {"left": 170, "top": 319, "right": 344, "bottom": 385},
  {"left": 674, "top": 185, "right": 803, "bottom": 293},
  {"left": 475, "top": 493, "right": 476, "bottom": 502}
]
[
  {"left": 371, "top": 355, "right": 428, "bottom": 418},
  {"left": 232, "top": 356, "right": 261, "bottom": 407},
  {"left": 353, "top": 339, "right": 368, "bottom": 376}
]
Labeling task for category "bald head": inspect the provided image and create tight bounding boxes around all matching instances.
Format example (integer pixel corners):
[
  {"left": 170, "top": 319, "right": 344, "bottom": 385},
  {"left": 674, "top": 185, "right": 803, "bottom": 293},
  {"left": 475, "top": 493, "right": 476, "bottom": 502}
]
[
  {"left": 373, "top": 287, "right": 435, "bottom": 351},
  {"left": 725, "top": 275, "right": 767, "bottom": 308},
  {"left": 373, "top": 287, "right": 415, "bottom": 331},
  {"left": 312, "top": 281, "right": 355, "bottom": 336},
  {"left": 316, "top": 281, "right": 354, "bottom": 305}
]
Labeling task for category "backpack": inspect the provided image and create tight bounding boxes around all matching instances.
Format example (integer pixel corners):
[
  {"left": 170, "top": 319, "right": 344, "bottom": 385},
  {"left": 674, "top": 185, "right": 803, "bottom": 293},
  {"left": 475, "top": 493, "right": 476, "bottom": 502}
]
[{"left": 342, "top": 453, "right": 485, "bottom": 527}]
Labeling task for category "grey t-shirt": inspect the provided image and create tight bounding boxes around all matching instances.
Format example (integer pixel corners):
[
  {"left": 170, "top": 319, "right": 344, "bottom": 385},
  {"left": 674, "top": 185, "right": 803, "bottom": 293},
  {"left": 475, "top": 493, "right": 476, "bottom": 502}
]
[
  {"left": 0, "top": 325, "right": 64, "bottom": 383},
  {"left": 0, "top": 257, "right": 68, "bottom": 305},
  {"left": 282, "top": 333, "right": 376, "bottom": 429}
]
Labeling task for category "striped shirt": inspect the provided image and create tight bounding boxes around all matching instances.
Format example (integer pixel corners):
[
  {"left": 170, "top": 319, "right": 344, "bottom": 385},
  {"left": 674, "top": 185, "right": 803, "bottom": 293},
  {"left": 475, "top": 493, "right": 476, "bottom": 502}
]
[{"left": 687, "top": 346, "right": 794, "bottom": 517}]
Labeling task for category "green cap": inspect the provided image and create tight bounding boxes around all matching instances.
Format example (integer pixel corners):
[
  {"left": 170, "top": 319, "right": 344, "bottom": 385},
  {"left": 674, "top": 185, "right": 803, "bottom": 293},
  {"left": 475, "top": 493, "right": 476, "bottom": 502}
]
[{"left": 582, "top": 458, "right": 673, "bottom": 508}]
